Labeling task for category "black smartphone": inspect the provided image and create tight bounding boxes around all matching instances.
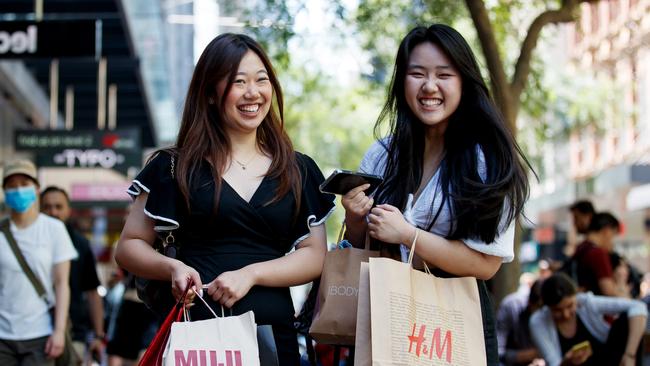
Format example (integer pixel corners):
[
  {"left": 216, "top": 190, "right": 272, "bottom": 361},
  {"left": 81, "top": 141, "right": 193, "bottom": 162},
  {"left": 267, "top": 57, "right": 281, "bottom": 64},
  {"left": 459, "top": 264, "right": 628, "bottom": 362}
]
[{"left": 319, "top": 169, "right": 383, "bottom": 195}]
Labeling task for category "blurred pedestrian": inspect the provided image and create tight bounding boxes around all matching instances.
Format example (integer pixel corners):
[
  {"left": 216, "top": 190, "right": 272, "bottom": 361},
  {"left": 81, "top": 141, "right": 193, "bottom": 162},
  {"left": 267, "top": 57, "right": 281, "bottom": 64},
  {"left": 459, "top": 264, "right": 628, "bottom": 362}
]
[
  {"left": 340, "top": 24, "right": 532, "bottom": 364},
  {"left": 105, "top": 273, "right": 157, "bottom": 366},
  {"left": 572, "top": 212, "right": 627, "bottom": 297},
  {"left": 0, "top": 160, "right": 77, "bottom": 365},
  {"left": 41, "top": 186, "right": 105, "bottom": 363},
  {"left": 570, "top": 201, "right": 595, "bottom": 235},
  {"left": 115, "top": 33, "right": 334, "bottom": 364},
  {"left": 497, "top": 277, "right": 544, "bottom": 366},
  {"left": 530, "top": 273, "right": 646, "bottom": 366}
]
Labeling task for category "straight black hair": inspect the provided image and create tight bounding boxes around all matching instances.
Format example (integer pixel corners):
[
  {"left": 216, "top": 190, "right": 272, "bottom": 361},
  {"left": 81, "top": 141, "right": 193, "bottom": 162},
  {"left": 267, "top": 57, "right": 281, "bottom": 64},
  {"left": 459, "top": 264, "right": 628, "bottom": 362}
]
[
  {"left": 40, "top": 186, "right": 70, "bottom": 203},
  {"left": 374, "top": 24, "right": 531, "bottom": 243},
  {"left": 587, "top": 212, "right": 620, "bottom": 233},
  {"left": 541, "top": 273, "right": 577, "bottom": 307},
  {"left": 570, "top": 200, "right": 595, "bottom": 215}
]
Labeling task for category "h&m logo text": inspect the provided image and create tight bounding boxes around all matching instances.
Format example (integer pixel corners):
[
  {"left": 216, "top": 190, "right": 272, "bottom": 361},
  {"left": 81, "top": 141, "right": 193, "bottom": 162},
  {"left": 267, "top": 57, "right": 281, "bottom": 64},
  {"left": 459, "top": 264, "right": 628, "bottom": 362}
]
[
  {"left": 407, "top": 323, "right": 453, "bottom": 363},
  {"left": 174, "top": 350, "right": 242, "bottom": 366}
]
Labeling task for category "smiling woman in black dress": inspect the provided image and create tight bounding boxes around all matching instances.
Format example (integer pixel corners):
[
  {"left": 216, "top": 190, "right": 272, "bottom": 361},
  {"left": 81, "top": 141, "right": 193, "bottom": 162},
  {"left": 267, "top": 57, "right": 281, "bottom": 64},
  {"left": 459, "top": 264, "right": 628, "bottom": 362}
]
[{"left": 115, "top": 33, "right": 335, "bottom": 365}]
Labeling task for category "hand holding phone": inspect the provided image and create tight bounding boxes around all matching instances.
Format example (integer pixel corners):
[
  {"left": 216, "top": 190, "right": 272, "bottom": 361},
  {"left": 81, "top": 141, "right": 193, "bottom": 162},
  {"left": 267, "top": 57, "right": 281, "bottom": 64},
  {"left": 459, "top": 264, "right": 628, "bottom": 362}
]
[
  {"left": 319, "top": 169, "right": 383, "bottom": 195},
  {"left": 569, "top": 340, "right": 591, "bottom": 354},
  {"left": 566, "top": 340, "right": 592, "bottom": 364}
]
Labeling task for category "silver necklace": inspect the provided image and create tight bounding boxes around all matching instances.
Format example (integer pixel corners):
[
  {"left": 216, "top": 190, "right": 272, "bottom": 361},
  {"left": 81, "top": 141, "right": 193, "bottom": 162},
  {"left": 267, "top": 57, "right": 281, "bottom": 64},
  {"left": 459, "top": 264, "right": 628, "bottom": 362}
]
[{"left": 232, "top": 153, "right": 257, "bottom": 170}]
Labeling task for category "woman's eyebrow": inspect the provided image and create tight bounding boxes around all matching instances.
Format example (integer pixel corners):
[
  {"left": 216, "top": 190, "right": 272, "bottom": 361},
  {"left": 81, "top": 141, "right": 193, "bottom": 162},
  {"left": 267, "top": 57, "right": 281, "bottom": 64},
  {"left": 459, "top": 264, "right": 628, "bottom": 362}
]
[
  {"left": 407, "top": 64, "right": 426, "bottom": 70},
  {"left": 235, "top": 69, "right": 269, "bottom": 76},
  {"left": 407, "top": 64, "right": 453, "bottom": 71}
]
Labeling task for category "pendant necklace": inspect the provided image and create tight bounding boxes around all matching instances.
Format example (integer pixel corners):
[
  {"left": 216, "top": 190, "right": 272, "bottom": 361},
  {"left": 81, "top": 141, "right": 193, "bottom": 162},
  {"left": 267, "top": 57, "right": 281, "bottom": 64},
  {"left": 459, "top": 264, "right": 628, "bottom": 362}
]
[{"left": 233, "top": 153, "right": 257, "bottom": 170}]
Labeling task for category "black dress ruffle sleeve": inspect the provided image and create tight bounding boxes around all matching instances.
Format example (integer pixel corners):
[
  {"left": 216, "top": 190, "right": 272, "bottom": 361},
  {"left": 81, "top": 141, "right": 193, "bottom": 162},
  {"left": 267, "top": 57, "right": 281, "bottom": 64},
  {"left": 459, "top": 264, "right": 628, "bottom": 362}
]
[
  {"left": 126, "top": 151, "right": 180, "bottom": 232},
  {"left": 291, "top": 152, "right": 336, "bottom": 247}
]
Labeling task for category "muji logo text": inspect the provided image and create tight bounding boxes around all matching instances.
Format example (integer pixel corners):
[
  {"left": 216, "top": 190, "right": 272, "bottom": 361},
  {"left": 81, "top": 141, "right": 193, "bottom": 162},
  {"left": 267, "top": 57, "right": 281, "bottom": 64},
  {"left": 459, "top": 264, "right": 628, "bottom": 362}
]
[
  {"left": 174, "top": 349, "right": 242, "bottom": 366},
  {"left": 407, "top": 323, "right": 453, "bottom": 363}
]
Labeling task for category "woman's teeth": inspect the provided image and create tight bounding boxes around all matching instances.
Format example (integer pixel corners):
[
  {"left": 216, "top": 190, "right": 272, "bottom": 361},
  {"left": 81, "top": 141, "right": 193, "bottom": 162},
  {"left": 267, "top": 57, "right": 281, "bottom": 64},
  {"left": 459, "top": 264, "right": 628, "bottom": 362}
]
[
  {"left": 420, "top": 98, "right": 442, "bottom": 106},
  {"left": 238, "top": 104, "right": 259, "bottom": 112}
]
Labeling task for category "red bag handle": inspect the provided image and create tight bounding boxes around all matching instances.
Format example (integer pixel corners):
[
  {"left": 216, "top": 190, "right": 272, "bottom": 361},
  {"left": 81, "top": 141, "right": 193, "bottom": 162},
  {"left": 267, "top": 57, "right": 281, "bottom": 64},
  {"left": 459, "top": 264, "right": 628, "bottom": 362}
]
[{"left": 138, "top": 281, "right": 195, "bottom": 366}]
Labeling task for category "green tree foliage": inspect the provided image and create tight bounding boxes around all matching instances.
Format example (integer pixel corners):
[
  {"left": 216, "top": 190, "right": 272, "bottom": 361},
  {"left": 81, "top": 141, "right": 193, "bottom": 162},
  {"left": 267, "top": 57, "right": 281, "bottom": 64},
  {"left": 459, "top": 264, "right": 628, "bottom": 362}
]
[
  {"left": 241, "top": 0, "right": 609, "bottom": 300},
  {"left": 281, "top": 66, "right": 382, "bottom": 240}
]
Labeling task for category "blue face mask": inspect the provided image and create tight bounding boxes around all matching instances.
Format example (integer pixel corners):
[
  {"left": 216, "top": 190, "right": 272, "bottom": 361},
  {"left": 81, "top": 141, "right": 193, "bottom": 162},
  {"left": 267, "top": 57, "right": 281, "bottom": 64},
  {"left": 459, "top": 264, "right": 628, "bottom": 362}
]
[{"left": 5, "top": 186, "right": 37, "bottom": 213}]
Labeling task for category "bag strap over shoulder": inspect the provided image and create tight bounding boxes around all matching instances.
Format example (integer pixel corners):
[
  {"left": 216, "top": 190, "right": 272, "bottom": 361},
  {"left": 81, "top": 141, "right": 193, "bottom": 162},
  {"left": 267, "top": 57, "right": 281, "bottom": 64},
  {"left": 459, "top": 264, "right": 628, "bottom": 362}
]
[
  {"left": 161, "top": 154, "right": 179, "bottom": 252},
  {"left": 0, "top": 217, "right": 48, "bottom": 301}
]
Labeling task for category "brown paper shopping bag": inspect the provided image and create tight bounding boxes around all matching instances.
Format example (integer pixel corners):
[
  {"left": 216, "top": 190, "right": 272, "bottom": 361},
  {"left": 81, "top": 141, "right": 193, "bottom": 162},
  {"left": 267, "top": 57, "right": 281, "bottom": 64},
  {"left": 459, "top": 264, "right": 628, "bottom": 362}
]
[
  {"left": 309, "top": 226, "right": 379, "bottom": 345},
  {"left": 368, "top": 248, "right": 486, "bottom": 365},
  {"left": 354, "top": 262, "right": 372, "bottom": 366}
]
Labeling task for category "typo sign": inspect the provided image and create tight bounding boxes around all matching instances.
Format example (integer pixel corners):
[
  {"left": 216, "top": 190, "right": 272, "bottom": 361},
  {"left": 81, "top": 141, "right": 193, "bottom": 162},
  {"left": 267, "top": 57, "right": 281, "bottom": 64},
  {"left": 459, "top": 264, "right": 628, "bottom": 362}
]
[
  {"left": 15, "top": 129, "right": 140, "bottom": 151},
  {"left": 0, "top": 20, "right": 97, "bottom": 58},
  {"left": 36, "top": 149, "right": 141, "bottom": 174}
]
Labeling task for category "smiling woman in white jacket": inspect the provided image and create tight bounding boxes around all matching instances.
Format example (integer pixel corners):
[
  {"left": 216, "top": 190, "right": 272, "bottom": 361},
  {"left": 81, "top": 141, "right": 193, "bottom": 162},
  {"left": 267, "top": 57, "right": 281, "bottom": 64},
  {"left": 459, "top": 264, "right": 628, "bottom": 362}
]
[{"left": 529, "top": 273, "right": 647, "bottom": 366}]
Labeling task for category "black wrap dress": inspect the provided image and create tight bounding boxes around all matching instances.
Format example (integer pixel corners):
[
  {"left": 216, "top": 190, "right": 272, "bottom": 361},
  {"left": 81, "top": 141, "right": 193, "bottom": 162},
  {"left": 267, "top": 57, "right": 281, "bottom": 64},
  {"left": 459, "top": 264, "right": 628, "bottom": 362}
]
[{"left": 127, "top": 151, "right": 335, "bottom": 365}]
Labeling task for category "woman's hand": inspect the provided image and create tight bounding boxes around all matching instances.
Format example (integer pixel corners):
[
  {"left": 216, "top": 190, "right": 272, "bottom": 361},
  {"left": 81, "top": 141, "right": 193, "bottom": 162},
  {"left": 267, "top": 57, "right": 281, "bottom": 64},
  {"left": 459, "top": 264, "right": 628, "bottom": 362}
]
[
  {"left": 45, "top": 329, "right": 65, "bottom": 358},
  {"left": 205, "top": 267, "right": 256, "bottom": 308},
  {"left": 342, "top": 184, "right": 373, "bottom": 223},
  {"left": 562, "top": 347, "right": 592, "bottom": 365},
  {"left": 619, "top": 354, "right": 635, "bottom": 366},
  {"left": 170, "top": 261, "right": 203, "bottom": 307},
  {"left": 367, "top": 204, "right": 415, "bottom": 245}
]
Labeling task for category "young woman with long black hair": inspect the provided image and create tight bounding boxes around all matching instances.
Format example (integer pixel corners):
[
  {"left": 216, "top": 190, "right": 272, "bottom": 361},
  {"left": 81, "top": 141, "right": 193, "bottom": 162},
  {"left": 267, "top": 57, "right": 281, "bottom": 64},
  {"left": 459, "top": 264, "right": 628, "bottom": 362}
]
[
  {"left": 342, "top": 24, "right": 532, "bottom": 364},
  {"left": 115, "top": 33, "right": 335, "bottom": 364}
]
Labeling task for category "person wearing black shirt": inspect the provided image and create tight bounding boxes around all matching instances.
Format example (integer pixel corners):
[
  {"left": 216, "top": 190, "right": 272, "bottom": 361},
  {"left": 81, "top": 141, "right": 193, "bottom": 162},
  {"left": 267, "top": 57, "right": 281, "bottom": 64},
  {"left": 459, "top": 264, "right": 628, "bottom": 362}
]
[{"left": 41, "top": 186, "right": 105, "bottom": 361}]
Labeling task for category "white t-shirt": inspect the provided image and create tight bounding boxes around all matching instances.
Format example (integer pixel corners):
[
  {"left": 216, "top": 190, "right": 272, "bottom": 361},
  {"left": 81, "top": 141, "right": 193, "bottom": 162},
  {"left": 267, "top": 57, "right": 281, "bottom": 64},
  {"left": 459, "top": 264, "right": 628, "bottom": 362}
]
[
  {"left": 359, "top": 140, "right": 514, "bottom": 263},
  {"left": 0, "top": 214, "right": 78, "bottom": 340}
]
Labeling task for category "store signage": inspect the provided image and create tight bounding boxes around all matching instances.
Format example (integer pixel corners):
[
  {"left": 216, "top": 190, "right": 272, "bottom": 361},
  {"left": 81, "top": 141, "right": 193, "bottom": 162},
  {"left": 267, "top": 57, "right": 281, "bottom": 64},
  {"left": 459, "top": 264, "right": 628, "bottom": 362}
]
[
  {"left": 36, "top": 148, "right": 141, "bottom": 174},
  {"left": 15, "top": 129, "right": 140, "bottom": 151},
  {"left": 0, "top": 20, "right": 97, "bottom": 58},
  {"left": 71, "top": 183, "right": 131, "bottom": 202}
]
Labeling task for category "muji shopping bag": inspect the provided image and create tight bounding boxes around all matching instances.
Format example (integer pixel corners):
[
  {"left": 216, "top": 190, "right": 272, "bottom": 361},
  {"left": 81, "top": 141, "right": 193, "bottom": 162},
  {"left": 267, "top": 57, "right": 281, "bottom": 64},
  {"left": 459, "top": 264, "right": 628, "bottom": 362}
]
[{"left": 161, "top": 294, "right": 261, "bottom": 366}]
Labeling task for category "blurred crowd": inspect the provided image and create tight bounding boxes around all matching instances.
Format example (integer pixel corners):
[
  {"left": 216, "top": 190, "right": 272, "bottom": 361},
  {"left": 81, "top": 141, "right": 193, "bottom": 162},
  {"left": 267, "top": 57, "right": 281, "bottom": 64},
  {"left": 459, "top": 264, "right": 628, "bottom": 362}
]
[
  {"left": 497, "top": 200, "right": 650, "bottom": 366},
  {"left": 3, "top": 159, "right": 649, "bottom": 366}
]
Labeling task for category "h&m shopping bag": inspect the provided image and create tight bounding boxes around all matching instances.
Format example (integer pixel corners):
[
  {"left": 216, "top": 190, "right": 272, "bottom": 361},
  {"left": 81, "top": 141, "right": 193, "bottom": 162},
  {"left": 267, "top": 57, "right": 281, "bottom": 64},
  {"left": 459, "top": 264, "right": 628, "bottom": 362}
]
[
  {"left": 368, "top": 242, "right": 486, "bottom": 365},
  {"left": 309, "top": 225, "right": 379, "bottom": 345},
  {"left": 162, "top": 295, "right": 260, "bottom": 366}
]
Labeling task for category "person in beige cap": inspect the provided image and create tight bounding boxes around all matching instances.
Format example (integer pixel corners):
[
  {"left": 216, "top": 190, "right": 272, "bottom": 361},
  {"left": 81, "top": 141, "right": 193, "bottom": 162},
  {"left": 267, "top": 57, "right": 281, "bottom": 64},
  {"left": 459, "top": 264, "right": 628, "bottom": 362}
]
[{"left": 0, "top": 159, "right": 78, "bottom": 365}]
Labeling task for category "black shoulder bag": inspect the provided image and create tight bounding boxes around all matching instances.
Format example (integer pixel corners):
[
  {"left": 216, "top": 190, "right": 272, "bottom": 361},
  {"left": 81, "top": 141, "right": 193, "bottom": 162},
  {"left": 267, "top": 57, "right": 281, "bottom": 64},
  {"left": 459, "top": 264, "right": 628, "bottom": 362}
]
[
  {"left": 134, "top": 155, "right": 180, "bottom": 315},
  {"left": 0, "top": 217, "right": 80, "bottom": 366}
]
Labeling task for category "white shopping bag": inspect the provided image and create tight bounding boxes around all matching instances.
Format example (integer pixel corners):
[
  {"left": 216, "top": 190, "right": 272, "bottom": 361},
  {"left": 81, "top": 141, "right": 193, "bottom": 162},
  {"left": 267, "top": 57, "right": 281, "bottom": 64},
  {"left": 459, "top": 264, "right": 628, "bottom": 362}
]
[{"left": 162, "top": 295, "right": 260, "bottom": 366}]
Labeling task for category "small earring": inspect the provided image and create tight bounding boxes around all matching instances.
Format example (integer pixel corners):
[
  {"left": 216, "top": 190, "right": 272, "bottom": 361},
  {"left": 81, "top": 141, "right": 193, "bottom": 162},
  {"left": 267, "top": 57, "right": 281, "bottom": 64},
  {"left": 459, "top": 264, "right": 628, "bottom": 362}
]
[{"left": 208, "top": 98, "right": 214, "bottom": 105}]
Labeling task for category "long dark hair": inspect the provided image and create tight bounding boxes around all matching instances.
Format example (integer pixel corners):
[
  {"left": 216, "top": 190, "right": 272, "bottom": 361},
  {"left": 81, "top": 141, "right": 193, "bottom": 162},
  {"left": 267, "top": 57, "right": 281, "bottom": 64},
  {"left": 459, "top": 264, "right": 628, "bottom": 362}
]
[
  {"left": 374, "top": 24, "right": 531, "bottom": 243},
  {"left": 169, "top": 33, "right": 300, "bottom": 211}
]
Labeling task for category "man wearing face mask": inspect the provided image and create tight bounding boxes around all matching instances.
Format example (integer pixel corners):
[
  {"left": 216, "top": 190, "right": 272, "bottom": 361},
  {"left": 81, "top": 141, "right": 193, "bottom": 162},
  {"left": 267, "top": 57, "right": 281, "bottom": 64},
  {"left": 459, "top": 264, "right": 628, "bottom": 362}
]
[{"left": 0, "top": 160, "right": 78, "bottom": 365}]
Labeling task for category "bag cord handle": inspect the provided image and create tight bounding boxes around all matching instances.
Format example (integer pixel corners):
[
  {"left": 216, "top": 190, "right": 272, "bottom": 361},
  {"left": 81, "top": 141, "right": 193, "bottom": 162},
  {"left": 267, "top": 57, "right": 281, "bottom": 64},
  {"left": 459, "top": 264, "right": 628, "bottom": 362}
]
[
  {"left": 407, "top": 228, "right": 433, "bottom": 274},
  {"left": 337, "top": 221, "right": 371, "bottom": 250}
]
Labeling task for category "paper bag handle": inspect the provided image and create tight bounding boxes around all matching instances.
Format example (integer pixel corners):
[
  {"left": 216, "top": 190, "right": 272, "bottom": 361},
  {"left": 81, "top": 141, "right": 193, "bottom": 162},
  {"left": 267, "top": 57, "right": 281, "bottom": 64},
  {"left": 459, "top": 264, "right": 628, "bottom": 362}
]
[
  {"left": 407, "top": 228, "right": 433, "bottom": 274},
  {"left": 407, "top": 228, "right": 420, "bottom": 265},
  {"left": 181, "top": 285, "right": 233, "bottom": 321},
  {"left": 338, "top": 221, "right": 371, "bottom": 251}
]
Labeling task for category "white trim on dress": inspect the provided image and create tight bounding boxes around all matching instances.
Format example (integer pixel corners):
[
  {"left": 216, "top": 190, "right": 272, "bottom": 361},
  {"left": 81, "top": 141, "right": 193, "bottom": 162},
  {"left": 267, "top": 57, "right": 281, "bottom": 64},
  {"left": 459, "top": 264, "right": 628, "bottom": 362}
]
[
  {"left": 126, "top": 180, "right": 180, "bottom": 231},
  {"left": 291, "top": 205, "right": 336, "bottom": 248}
]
